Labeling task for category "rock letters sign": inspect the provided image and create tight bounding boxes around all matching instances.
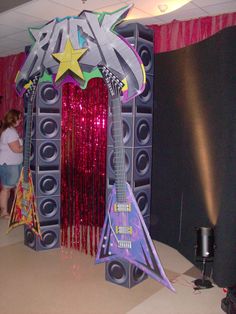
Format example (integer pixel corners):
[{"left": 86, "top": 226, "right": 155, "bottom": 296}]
[{"left": 16, "top": 5, "right": 145, "bottom": 101}]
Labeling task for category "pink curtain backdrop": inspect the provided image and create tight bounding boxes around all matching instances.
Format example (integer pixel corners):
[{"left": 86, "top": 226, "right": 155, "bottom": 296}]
[
  {"left": 149, "top": 12, "right": 236, "bottom": 53},
  {"left": 0, "top": 52, "right": 25, "bottom": 120}
]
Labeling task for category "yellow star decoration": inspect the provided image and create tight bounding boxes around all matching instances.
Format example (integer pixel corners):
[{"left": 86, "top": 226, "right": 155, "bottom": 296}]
[{"left": 52, "top": 39, "right": 88, "bottom": 82}]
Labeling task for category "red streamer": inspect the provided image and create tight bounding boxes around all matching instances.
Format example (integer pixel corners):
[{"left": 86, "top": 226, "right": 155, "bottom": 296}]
[{"left": 61, "top": 79, "right": 108, "bottom": 255}]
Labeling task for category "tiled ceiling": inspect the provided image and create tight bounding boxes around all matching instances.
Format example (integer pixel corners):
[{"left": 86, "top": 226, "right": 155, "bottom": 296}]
[
  {"left": 0, "top": 0, "right": 235, "bottom": 57},
  {"left": 0, "top": 0, "right": 32, "bottom": 14}
]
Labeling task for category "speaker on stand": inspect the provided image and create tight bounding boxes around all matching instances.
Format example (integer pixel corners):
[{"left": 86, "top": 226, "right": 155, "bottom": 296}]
[
  {"left": 105, "top": 23, "right": 154, "bottom": 287},
  {"left": 24, "top": 82, "right": 62, "bottom": 251}
]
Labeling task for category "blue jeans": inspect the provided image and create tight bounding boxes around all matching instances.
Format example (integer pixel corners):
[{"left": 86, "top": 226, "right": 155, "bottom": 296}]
[{"left": 0, "top": 164, "right": 22, "bottom": 188}]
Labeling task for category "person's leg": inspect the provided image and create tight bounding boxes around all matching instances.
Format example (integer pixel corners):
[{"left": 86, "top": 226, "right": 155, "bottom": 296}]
[
  {"left": 0, "top": 186, "right": 11, "bottom": 217},
  {"left": 0, "top": 164, "right": 21, "bottom": 217}
]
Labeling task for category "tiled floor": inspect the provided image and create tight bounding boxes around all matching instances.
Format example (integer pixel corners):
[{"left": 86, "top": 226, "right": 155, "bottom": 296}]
[
  {"left": 0, "top": 217, "right": 24, "bottom": 248},
  {"left": 0, "top": 218, "right": 225, "bottom": 314}
]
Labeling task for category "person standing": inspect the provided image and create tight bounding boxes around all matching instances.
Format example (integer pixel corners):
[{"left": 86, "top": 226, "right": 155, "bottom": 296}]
[{"left": 0, "top": 109, "right": 23, "bottom": 218}]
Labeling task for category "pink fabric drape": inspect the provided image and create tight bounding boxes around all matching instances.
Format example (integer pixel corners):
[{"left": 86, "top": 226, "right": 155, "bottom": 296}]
[
  {"left": 149, "top": 12, "right": 236, "bottom": 53},
  {"left": 0, "top": 52, "right": 25, "bottom": 119}
]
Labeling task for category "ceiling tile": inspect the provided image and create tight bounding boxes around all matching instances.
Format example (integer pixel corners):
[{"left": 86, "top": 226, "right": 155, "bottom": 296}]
[
  {"left": 0, "top": 46, "right": 11, "bottom": 53},
  {"left": 14, "top": 0, "right": 81, "bottom": 20},
  {"left": 0, "top": 11, "right": 46, "bottom": 29},
  {"left": 6, "top": 30, "right": 32, "bottom": 44},
  {"left": 203, "top": 2, "right": 236, "bottom": 15},
  {"left": 51, "top": 0, "right": 124, "bottom": 11},
  {"left": 192, "top": 0, "right": 233, "bottom": 7},
  {"left": 124, "top": 6, "right": 153, "bottom": 20},
  {"left": 0, "top": 24, "right": 23, "bottom": 38},
  {"left": 127, "top": 16, "right": 166, "bottom": 25},
  {"left": 125, "top": 0, "right": 195, "bottom": 17},
  {"left": 160, "top": 7, "right": 207, "bottom": 22},
  {"left": 0, "top": 0, "right": 33, "bottom": 14},
  {"left": 0, "top": 37, "right": 26, "bottom": 49},
  {"left": 96, "top": 2, "right": 132, "bottom": 13}
]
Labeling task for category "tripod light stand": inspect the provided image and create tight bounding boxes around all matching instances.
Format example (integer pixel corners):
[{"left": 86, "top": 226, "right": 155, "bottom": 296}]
[{"left": 194, "top": 227, "right": 215, "bottom": 289}]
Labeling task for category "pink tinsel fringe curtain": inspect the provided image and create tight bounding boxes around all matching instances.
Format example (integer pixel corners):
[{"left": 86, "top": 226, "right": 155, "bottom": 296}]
[
  {"left": 61, "top": 80, "right": 108, "bottom": 255},
  {"left": 149, "top": 12, "right": 236, "bottom": 53}
]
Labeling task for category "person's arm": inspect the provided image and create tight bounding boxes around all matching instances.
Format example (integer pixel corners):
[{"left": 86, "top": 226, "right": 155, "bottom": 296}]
[{"left": 8, "top": 140, "right": 23, "bottom": 153}]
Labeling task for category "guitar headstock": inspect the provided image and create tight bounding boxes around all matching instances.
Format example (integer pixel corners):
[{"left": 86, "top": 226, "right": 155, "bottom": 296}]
[
  {"left": 24, "top": 74, "right": 40, "bottom": 102},
  {"left": 99, "top": 65, "right": 124, "bottom": 99}
]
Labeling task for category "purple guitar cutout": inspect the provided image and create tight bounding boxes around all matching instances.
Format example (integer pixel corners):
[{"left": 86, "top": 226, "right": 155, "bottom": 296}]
[{"left": 96, "top": 66, "right": 175, "bottom": 291}]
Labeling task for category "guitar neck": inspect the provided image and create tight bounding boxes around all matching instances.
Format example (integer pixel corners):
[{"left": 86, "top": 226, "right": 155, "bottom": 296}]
[
  {"left": 23, "top": 99, "right": 33, "bottom": 183},
  {"left": 110, "top": 97, "right": 127, "bottom": 203},
  {"left": 99, "top": 65, "right": 127, "bottom": 202},
  {"left": 23, "top": 75, "right": 40, "bottom": 183}
]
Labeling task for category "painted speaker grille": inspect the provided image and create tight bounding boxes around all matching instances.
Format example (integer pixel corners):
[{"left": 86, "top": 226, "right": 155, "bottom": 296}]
[
  {"left": 40, "top": 229, "right": 59, "bottom": 249},
  {"left": 138, "top": 76, "right": 153, "bottom": 103},
  {"left": 39, "top": 175, "right": 58, "bottom": 195},
  {"left": 38, "top": 197, "right": 59, "bottom": 219},
  {"left": 105, "top": 259, "right": 147, "bottom": 288},
  {"left": 24, "top": 82, "right": 62, "bottom": 252},
  {"left": 39, "top": 117, "right": 59, "bottom": 138},
  {"left": 39, "top": 142, "right": 59, "bottom": 162},
  {"left": 37, "top": 82, "right": 62, "bottom": 112},
  {"left": 138, "top": 41, "right": 153, "bottom": 74},
  {"left": 40, "top": 84, "right": 60, "bottom": 105},
  {"left": 24, "top": 225, "right": 60, "bottom": 250},
  {"left": 108, "top": 148, "right": 131, "bottom": 176},
  {"left": 135, "top": 150, "right": 150, "bottom": 175},
  {"left": 107, "top": 261, "right": 127, "bottom": 284},
  {"left": 136, "top": 119, "right": 151, "bottom": 145}
]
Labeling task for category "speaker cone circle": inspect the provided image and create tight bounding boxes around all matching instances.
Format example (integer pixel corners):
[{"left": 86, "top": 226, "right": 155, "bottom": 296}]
[
  {"left": 132, "top": 266, "right": 146, "bottom": 282},
  {"left": 137, "top": 119, "right": 150, "bottom": 145},
  {"left": 25, "top": 229, "right": 35, "bottom": 248},
  {"left": 41, "top": 84, "right": 60, "bottom": 105},
  {"left": 40, "top": 118, "right": 58, "bottom": 138},
  {"left": 139, "top": 77, "right": 152, "bottom": 103},
  {"left": 40, "top": 198, "right": 57, "bottom": 218},
  {"left": 111, "top": 119, "right": 130, "bottom": 144},
  {"left": 40, "top": 176, "right": 58, "bottom": 195},
  {"left": 108, "top": 261, "right": 127, "bottom": 284},
  {"left": 136, "top": 191, "right": 149, "bottom": 215},
  {"left": 136, "top": 151, "right": 150, "bottom": 175},
  {"left": 139, "top": 45, "right": 152, "bottom": 72},
  {"left": 40, "top": 230, "right": 58, "bottom": 248},
  {"left": 40, "top": 142, "right": 58, "bottom": 162},
  {"left": 110, "top": 151, "right": 130, "bottom": 174}
]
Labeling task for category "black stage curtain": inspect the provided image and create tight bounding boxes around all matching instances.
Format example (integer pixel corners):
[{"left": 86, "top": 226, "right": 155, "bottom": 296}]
[{"left": 151, "top": 26, "right": 236, "bottom": 287}]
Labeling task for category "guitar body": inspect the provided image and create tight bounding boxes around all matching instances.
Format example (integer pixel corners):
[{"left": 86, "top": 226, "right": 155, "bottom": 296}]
[
  {"left": 96, "top": 183, "right": 174, "bottom": 291},
  {"left": 8, "top": 168, "right": 41, "bottom": 236},
  {"left": 96, "top": 65, "right": 174, "bottom": 290},
  {"left": 8, "top": 74, "right": 41, "bottom": 237}
]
